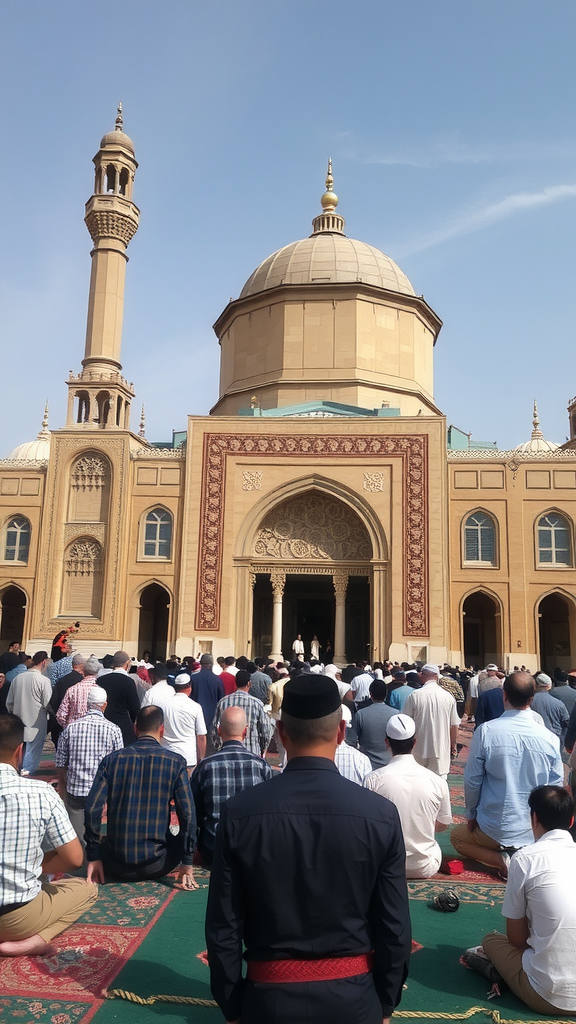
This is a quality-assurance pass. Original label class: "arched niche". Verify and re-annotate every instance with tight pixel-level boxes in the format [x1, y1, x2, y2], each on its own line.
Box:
[60, 537, 103, 618]
[138, 582, 171, 662]
[538, 591, 576, 672]
[68, 451, 111, 524]
[253, 492, 373, 563]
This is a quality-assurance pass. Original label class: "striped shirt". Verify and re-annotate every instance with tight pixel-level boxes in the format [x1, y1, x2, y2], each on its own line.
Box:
[56, 676, 99, 727]
[85, 735, 196, 866]
[55, 708, 123, 796]
[211, 691, 274, 756]
[191, 740, 273, 855]
[334, 742, 373, 785]
[0, 763, 76, 905]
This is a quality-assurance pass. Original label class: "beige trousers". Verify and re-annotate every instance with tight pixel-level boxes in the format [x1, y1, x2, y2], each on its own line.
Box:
[482, 931, 572, 1016]
[0, 879, 98, 943]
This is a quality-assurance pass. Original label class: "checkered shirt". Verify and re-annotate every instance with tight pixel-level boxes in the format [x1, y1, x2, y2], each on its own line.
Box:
[85, 735, 196, 866]
[191, 740, 274, 854]
[48, 654, 75, 684]
[211, 690, 274, 756]
[56, 676, 99, 727]
[334, 742, 373, 785]
[0, 763, 77, 905]
[55, 708, 124, 796]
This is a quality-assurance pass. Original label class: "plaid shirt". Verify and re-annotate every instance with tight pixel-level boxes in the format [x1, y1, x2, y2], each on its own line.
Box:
[211, 690, 274, 756]
[0, 763, 77, 905]
[334, 742, 373, 785]
[191, 740, 273, 854]
[55, 708, 123, 796]
[85, 735, 196, 866]
[48, 654, 75, 684]
[56, 676, 99, 727]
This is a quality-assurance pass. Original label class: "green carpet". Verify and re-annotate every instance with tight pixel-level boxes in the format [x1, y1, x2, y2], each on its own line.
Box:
[92, 881, 567, 1024]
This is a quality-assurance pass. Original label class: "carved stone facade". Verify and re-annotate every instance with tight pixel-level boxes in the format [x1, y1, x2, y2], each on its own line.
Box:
[254, 495, 371, 561]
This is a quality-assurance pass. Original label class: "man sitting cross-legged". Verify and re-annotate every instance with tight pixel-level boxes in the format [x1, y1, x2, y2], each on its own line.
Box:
[464, 785, 576, 1015]
[85, 705, 198, 889]
[364, 713, 453, 878]
[192, 706, 273, 866]
[0, 715, 97, 957]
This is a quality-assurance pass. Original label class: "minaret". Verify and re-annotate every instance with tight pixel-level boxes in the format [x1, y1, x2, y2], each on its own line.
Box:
[66, 104, 139, 430]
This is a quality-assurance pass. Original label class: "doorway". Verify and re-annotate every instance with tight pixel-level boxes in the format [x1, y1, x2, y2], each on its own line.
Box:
[0, 585, 26, 648]
[462, 591, 501, 669]
[538, 593, 573, 672]
[282, 574, 335, 663]
[138, 584, 170, 662]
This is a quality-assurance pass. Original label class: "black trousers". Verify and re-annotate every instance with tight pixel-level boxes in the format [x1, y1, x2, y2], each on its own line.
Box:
[241, 974, 383, 1024]
[98, 832, 185, 882]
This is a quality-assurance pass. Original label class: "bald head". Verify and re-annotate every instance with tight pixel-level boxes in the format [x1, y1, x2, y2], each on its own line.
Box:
[504, 671, 535, 709]
[218, 706, 247, 741]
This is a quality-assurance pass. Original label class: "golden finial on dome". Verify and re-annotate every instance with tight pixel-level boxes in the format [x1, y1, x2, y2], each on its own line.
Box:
[115, 102, 123, 132]
[320, 157, 338, 213]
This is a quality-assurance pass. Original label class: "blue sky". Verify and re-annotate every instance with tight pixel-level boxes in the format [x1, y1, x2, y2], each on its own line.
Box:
[1, 0, 574, 454]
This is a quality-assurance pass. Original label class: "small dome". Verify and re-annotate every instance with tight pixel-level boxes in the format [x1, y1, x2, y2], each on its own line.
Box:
[100, 129, 135, 154]
[240, 234, 415, 299]
[6, 403, 51, 462]
[8, 434, 51, 462]
[514, 401, 560, 454]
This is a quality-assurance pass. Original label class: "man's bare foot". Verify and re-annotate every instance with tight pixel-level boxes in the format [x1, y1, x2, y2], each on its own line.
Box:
[0, 934, 55, 957]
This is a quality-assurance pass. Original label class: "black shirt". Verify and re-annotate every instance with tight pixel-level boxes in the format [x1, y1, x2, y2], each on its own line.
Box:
[99, 671, 141, 745]
[206, 755, 410, 1021]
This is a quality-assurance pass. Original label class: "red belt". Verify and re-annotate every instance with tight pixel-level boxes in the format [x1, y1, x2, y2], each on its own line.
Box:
[247, 952, 374, 984]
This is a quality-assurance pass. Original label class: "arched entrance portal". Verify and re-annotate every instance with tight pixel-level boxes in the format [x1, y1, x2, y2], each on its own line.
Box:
[538, 593, 574, 672]
[462, 591, 501, 669]
[250, 492, 372, 664]
[138, 584, 170, 662]
[0, 585, 27, 648]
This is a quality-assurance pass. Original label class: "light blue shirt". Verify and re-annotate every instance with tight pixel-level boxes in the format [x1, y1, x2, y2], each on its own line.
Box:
[464, 709, 563, 849]
[388, 684, 413, 711]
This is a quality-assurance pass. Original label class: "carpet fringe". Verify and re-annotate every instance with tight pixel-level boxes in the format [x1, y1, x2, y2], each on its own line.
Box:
[103, 990, 575, 1022]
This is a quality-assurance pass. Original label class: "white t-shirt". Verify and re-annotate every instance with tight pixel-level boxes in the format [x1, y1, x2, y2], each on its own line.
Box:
[141, 681, 175, 707]
[352, 671, 374, 702]
[502, 829, 576, 1011]
[161, 695, 207, 767]
[364, 754, 452, 877]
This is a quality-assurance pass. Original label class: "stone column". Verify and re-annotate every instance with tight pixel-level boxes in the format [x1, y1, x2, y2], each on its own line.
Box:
[270, 570, 285, 663]
[333, 571, 348, 665]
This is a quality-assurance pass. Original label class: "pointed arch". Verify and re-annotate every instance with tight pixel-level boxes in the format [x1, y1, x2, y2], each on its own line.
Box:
[535, 508, 574, 568]
[0, 583, 28, 648]
[535, 588, 576, 672]
[460, 586, 504, 669]
[461, 507, 498, 568]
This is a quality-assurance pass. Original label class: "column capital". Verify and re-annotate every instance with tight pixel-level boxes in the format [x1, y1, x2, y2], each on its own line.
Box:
[270, 570, 285, 599]
[332, 571, 349, 599]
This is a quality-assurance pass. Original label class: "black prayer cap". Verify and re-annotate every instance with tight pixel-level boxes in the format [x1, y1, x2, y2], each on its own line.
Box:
[101, 654, 114, 669]
[281, 674, 341, 720]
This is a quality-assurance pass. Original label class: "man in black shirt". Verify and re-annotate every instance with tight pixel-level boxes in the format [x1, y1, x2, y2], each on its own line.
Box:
[206, 674, 411, 1024]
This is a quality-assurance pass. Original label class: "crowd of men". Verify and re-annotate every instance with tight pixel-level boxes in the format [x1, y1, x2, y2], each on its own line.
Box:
[1, 636, 576, 1021]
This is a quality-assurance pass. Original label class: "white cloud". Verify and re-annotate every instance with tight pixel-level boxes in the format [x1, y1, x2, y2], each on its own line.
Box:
[396, 183, 576, 256]
[364, 140, 576, 168]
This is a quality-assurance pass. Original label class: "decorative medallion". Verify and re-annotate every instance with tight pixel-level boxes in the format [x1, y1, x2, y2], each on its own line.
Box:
[363, 471, 384, 492]
[242, 470, 262, 491]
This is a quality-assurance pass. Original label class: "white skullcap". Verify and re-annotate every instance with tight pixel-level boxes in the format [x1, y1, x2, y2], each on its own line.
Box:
[174, 673, 191, 687]
[386, 714, 416, 740]
[323, 664, 341, 681]
[535, 672, 552, 689]
[422, 663, 440, 677]
[309, 663, 323, 674]
[486, 663, 499, 671]
[87, 686, 108, 706]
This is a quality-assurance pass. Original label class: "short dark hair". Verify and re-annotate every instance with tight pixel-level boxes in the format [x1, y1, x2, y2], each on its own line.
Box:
[166, 660, 180, 675]
[235, 670, 251, 688]
[224, 656, 235, 666]
[136, 705, 164, 733]
[0, 714, 25, 754]
[281, 707, 342, 745]
[149, 663, 168, 682]
[236, 656, 248, 670]
[503, 671, 535, 708]
[529, 785, 574, 831]
[112, 650, 131, 668]
[369, 679, 387, 701]
[8, 641, 20, 649]
[554, 669, 568, 683]
[32, 651, 48, 666]
[388, 735, 416, 756]
[254, 657, 265, 668]
[246, 661, 257, 674]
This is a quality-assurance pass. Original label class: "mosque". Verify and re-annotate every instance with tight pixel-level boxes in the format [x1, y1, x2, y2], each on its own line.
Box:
[1, 109, 575, 672]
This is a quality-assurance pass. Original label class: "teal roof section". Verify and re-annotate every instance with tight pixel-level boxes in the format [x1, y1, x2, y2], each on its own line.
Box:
[447, 424, 499, 451]
[238, 400, 401, 419]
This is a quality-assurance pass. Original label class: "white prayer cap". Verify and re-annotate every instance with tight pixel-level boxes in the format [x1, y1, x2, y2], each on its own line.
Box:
[323, 663, 341, 681]
[535, 672, 552, 689]
[174, 673, 192, 688]
[87, 686, 107, 706]
[422, 663, 440, 677]
[486, 663, 499, 671]
[386, 714, 416, 741]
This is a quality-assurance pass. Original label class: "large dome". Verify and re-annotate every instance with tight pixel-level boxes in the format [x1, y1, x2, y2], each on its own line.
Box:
[240, 234, 415, 299]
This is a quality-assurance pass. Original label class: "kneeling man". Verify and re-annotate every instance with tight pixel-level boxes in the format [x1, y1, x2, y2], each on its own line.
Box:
[0, 715, 97, 956]
[85, 705, 198, 888]
[473, 786, 576, 1015]
[364, 714, 452, 877]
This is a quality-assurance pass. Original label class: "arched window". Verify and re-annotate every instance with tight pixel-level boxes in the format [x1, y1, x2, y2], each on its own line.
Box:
[143, 508, 173, 559]
[463, 512, 496, 565]
[537, 513, 572, 566]
[4, 516, 31, 564]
